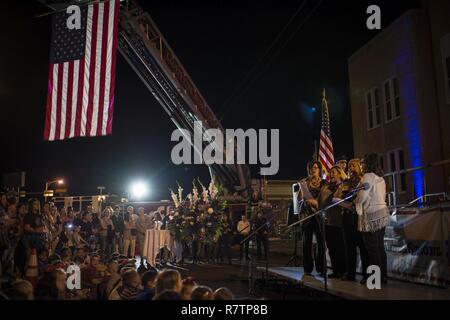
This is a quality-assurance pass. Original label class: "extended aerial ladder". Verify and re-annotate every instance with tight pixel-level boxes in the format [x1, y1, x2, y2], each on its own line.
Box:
[38, 0, 251, 193]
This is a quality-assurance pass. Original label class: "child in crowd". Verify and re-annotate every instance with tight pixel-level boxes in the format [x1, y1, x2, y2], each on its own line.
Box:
[190, 285, 213, 300]
[136, 270, 158, 300]
[180, 277, 196, 300]
[155, 269, 183, 296]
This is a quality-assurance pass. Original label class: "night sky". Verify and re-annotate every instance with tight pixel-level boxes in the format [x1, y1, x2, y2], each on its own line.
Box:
[0, 0, 420, 200]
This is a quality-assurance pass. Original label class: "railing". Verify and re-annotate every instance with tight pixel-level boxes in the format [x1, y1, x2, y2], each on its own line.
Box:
[384, 159, 450, 209]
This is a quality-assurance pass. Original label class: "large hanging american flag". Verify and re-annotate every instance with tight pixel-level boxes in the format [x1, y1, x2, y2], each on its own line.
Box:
[319, 89, 334, 180]
[44, 0, 120, 141]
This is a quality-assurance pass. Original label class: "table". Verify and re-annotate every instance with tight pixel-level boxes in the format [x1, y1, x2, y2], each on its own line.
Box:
[142, 229, 173, 266]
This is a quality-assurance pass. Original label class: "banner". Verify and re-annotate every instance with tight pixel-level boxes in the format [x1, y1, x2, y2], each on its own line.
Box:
[385, 206, 449, 287]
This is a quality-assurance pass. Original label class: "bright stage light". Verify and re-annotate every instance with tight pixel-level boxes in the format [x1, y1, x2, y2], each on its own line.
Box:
[130, 181, 149, 199]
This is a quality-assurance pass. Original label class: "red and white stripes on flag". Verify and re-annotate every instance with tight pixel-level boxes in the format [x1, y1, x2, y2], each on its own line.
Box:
[44, 0, 119, 141]
[319, 91, 334, 180]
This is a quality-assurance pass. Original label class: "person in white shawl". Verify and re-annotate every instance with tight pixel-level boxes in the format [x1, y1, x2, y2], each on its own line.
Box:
[355, 154, 389, 284]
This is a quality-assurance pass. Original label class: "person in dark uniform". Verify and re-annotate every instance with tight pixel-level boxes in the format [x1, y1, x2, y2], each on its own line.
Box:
[253, 211, 269, 261]
[300, 160, 327, 276]
[190, 211, 202, 265]
[340, 158, 369, 282]
[204, 209, 218, 264]
[217, 214, 233, 265]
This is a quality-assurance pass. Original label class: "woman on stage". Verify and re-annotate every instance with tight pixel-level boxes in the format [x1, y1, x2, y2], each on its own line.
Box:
[299, 160, 327, 276]
[355, 154, 390, 284]
[340, 158, 369, 282]
[318, 165, 347, 278]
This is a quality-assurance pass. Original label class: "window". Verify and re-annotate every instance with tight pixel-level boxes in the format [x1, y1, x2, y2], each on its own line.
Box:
[387, 149, 406, 192]
[366, 87, 381, 130]
[384, 77, 401, 122]
[393, 78, 401, 118]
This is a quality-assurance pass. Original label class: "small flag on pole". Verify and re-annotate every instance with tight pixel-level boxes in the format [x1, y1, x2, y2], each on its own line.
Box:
[44, 0, 120, 141]
[319, 89, 334, 180]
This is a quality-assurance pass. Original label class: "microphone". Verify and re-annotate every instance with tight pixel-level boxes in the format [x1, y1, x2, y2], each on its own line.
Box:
[350, 183, 370, 194]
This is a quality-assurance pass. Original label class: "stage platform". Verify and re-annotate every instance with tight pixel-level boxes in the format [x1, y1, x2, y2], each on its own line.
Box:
[257, 267, 450, 300]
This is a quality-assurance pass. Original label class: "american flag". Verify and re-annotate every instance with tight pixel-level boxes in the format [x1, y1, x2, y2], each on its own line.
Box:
[44, 0, 120, 141]
[319, 89, 334, 180]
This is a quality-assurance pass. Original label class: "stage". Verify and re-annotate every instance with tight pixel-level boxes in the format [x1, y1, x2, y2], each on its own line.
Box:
[257, 267, 450, 300]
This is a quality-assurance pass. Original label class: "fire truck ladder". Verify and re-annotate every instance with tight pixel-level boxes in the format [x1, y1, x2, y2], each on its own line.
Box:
[39, 0, 251, 193]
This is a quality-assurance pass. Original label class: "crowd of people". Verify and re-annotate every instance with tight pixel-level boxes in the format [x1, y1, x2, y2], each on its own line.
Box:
[0, 193, 248, 300]
[0, 153, 389, 299]
[298, 153, 389, 285]
[0, 175, 274, 300]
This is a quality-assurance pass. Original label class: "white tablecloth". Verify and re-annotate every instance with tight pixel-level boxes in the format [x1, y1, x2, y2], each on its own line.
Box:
[142, 229, 172, 266]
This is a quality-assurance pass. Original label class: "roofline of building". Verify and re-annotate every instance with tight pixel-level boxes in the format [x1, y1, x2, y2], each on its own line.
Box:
[348, 8, 423, 64]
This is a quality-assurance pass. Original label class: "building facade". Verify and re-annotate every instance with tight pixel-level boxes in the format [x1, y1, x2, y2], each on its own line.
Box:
[348, 1, 450, 204]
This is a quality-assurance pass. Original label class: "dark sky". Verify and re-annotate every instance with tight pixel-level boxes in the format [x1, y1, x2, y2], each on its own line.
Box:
[0, 0, 420, 200]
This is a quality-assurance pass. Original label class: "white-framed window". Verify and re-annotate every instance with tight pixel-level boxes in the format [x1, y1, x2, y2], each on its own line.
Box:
[383, 77, 401, 123]
[387, 148, 406, 193]
[365, 87, 381, 130]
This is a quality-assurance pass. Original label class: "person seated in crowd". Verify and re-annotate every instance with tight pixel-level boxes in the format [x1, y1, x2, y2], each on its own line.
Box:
[155, 269, 182, 296]
[55, 223, 75, 255]
[73, 225, 88, 249]
[180, 277, 196, 300]
[108, 266, 137, 300]
[136, 269, 158, 300]
[81, 254, 105, 291]
[213, 287, 234, 300]
[36, 268, 68, 300]
[9, 280, 34, 300]
[117, 269, 141, 300]
[61, 247, 73, 267]
[153, 290, 181, 300]
[105, 260, 121, 299]
[190, 285, 213, 300]
[38, 249, 50, 277]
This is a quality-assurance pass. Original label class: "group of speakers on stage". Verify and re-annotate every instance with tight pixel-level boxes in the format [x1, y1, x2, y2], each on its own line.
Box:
[297, 153, 390, 284]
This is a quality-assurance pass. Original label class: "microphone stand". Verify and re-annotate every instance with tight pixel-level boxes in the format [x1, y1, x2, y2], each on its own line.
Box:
[286, 191, 359, 293]
[240, 222, 270, 298]
[286, 223, 301, 267]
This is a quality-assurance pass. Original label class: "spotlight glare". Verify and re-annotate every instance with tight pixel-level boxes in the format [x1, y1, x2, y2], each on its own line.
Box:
[130, 182, 149, 199]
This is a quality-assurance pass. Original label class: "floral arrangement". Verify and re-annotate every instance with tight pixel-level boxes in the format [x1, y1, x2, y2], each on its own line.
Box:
[167, 177, 228, 243]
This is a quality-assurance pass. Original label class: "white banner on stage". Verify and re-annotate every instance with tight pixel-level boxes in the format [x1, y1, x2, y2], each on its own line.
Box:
[385, 207, 449, 287]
